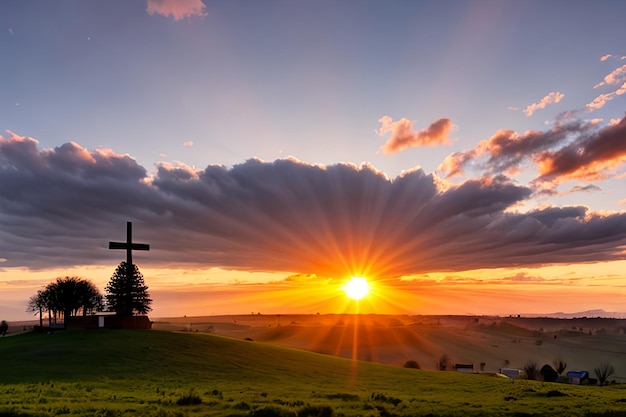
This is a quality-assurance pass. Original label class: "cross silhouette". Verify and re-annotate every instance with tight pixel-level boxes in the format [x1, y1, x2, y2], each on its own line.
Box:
[109, 222, 150, 276]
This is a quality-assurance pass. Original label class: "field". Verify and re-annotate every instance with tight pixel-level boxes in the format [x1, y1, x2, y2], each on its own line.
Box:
[153, 314, 626, 379]
[2, 322, 626, 416]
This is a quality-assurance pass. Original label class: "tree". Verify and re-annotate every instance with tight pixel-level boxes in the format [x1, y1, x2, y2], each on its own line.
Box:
[403, 360, 420, 369]
[553, 357, 567, 375]
[26, 277, 103, 327]
[0, 320, 8, 336]
[594, 362, 615, 386]
[27, 289, 52, 327]
[105, 261, 152, 316]
[523, 360, 539, 380]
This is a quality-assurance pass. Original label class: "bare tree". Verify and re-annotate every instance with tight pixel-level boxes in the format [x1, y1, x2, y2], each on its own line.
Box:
[437, 354, 450, 371]
[553, 358, 567, 375]
[594, 362, 615, 386]
[523, 360, 539, 380]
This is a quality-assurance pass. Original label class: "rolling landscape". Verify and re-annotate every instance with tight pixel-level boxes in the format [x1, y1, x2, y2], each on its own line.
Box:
[3, 314, 626, 416]
[154, 314, 626, 380]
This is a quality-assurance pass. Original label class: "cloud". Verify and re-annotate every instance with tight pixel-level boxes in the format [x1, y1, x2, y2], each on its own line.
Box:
[501, 272, 545, 283]
[183, 141, 194, 147]
[439, 119, 589, 178]
[439, 115, 626, 187]
[569, 184, 601, 194]
[378, 116, 453, 154]
[601, 54, 612, 62]
[587, 64, 626, 109]
[535, 116, 626, 184]
[586, 92, 615, 110]
[2, 134, 626, 279]
[146, 0, 207, 21]
[523, 92, 565, 117]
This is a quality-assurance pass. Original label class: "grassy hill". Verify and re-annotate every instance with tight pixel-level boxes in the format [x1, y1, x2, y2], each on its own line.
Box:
[1, 329, 626, 416]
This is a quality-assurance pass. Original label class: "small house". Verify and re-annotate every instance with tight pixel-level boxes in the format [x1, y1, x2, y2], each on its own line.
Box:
[454, 363, 474, 373]
[500, 368, 522, 379]
[566, 370, 589, 385]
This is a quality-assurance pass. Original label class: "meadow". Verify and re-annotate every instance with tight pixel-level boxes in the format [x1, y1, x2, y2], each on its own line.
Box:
[2, 327, 626, 416]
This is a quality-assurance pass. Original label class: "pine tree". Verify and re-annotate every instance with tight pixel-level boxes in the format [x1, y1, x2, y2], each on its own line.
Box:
[105, 262, 152, 316]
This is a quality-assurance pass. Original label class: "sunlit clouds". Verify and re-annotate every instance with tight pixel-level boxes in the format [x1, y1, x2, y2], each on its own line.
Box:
[588, 63, 626, 110]
[145, 0, 207, 21]
[377, 116, 454, 154]
[438, 115, 626, 190]
[523, 92, 565, 117]
[2, 133, 626, 284]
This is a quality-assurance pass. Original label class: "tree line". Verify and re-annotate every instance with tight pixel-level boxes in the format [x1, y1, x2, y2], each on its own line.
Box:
[27, 261, 152, 327]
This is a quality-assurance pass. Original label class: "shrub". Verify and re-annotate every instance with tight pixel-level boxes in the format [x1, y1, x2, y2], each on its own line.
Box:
[176, 392, 202, 406]
[594, 362, 615, 386]
[370, 392, 402, 406]
[553, 358, 567, 375]
[540, 364, 558, 382]
[233, 402, 251, 410]
[325, 393, 359, 401]
[437, 354, 450, 371]
[403, 360, 420, 369]
[523, 361, 539, 380]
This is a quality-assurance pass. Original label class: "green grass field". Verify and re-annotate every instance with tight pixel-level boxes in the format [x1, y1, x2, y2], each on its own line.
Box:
[1, 329, 626, 416]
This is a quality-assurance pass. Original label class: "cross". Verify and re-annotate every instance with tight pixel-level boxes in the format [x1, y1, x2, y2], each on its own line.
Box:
[109, 222, 150, 277]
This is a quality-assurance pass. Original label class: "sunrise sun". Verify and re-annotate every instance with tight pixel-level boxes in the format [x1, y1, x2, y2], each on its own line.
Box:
[343, 277, 370, 300]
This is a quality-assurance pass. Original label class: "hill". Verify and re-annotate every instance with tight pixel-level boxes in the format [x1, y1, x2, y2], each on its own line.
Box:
[3, 328, 626, 416]
[154, 314, 626, 381]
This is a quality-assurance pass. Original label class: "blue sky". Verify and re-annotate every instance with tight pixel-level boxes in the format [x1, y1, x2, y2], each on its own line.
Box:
[1, 0, 626, 320]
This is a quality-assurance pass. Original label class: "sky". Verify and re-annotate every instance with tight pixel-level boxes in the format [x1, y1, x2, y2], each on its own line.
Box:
[1, 0, 626, 321]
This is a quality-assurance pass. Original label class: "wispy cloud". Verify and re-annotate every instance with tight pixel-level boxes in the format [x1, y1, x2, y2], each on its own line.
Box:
[523, 92, 564, 117]
[569, 184, 601, 194]
[2, 133, 626, 279]
[146, 0, 207, 21]
[377, 116, 453, 154]
[182, 141, 194, 147]
[587, 64, 626, 110]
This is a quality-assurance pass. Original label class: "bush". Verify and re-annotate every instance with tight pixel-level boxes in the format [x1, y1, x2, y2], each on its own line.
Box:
[437, 354, 450, 371]
[324, 393, 359, 401]
[594, 362, 615, 386]
[176, 392, 202, 406]
[523, 361, 539, 380]
[370, 392, 402, 406]
[298, 405, 334, 417]
[403, 360, 420, 369]
[553, 358, 567, 375]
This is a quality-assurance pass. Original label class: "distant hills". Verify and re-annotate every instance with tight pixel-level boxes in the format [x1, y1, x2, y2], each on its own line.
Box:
[523, 309, 626, 319]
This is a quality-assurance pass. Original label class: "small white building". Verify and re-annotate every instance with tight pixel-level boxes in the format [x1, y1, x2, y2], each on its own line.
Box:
[499, 368, 522, 379]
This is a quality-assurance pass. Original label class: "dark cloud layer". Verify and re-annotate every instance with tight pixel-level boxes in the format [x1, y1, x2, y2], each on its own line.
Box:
[1, 134, 626, 278]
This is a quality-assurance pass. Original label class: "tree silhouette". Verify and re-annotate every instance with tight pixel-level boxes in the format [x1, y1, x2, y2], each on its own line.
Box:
[27, 277, 103, 327]
[27, 289, 52, 327]
[105, 262, 152, 316]
[594, 362, 615, 386]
